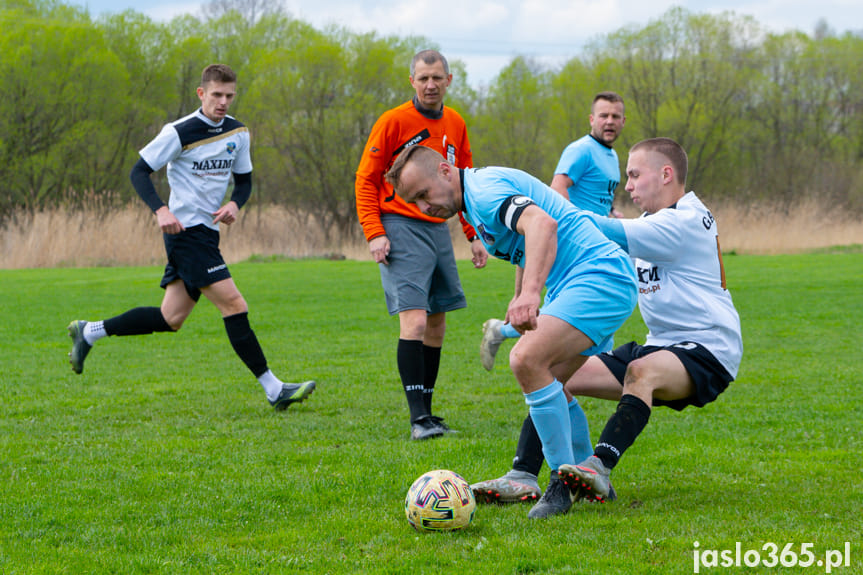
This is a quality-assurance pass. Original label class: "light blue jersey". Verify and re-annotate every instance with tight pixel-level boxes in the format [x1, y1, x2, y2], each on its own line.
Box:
[554, 134, 619, 216]
[460, 167, 636, 333]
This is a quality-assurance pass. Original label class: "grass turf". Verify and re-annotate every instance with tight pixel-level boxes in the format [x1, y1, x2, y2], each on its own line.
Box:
[1, 253, 861, 573]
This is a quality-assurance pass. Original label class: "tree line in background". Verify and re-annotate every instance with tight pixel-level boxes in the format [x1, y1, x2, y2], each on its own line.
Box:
[3, 0, 862, 237]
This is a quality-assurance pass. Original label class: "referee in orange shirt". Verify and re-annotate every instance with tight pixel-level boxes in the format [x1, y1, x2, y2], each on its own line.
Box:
[355, 50, 487, 440]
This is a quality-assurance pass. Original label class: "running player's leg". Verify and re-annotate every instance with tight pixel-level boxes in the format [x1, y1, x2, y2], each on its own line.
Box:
[204, 277, 314, 410]
[66, 277, 186, 375]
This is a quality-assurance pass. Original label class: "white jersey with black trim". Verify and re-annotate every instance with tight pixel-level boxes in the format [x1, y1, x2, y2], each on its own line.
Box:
[139, 109, 252, 230]
[620, 192, 743, 378]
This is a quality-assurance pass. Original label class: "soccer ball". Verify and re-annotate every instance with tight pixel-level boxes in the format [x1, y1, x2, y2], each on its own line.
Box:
[404, 469, 476, 532]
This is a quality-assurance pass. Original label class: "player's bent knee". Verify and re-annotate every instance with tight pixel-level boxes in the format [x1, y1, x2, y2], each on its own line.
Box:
[622, 358, 658, 393]
[508, 347, 542, 387]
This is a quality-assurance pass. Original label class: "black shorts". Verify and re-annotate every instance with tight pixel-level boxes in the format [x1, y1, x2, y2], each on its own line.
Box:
[597, 341, 733, 411]
[160, 224, 232, 301]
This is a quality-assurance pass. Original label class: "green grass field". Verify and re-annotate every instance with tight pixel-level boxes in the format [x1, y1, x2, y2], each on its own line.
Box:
[1, 253, 861, 574]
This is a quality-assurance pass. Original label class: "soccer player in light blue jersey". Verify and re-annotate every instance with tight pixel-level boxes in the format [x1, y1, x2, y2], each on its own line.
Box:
[550, 91, 626, 217]
[477, 138, 743, 509]
[385, 145, 638, 519]
[475, 92, 627, 503]
[482, 92, 627, 371]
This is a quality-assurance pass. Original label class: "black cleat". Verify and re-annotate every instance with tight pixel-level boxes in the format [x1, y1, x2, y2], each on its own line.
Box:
[67, 320, 92, 374]
[527, 471, 573, 519]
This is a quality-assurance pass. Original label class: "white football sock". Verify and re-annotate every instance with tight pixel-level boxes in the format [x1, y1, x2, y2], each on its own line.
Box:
[83, 321, 107, 345]
[258, 369, 284, 401]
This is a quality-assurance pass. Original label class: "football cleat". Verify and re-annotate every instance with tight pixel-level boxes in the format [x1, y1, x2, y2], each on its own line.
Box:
[559, 456, 613, 502]
[67, 320, 92, 374]
[471, 469, 542, 504]
[410, 415, 448, 440]
[527, 471, 573, 519]
[480, 318, 505, 371]
[269, 380, 316, 411]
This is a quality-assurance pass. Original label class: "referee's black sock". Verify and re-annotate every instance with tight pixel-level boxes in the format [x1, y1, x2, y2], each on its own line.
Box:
[223, 312, 268, 378]
[594, 394, 651, 470]
[422, 344, 441, 414]
[398, 339, 428, 423]
[512, 414, 545, 477]
[104, 306, 173, 336]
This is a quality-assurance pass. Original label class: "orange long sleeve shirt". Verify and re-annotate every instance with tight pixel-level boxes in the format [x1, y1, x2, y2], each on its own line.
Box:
[355, 99, 476, 241]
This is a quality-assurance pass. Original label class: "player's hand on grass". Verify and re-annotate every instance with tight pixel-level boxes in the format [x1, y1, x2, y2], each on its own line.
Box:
[156, 206, 185, 235]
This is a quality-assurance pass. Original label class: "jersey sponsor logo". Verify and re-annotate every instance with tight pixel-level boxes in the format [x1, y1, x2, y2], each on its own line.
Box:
[637, 266, 659, 283]
[477, 224, 495, 246]
[637, 265, 661, 294]
[702, 211, 715, 230]
[192, 158, 235, 171]
[392, 129, 431, 159]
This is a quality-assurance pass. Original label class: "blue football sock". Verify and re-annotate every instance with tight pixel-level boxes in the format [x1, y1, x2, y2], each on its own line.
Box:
[524, 380, 573, 471]
[569, 397, 593, 463]
[501, 322, 521, 339]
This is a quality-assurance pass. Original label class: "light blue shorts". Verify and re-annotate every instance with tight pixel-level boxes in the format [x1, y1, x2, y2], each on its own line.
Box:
[540, 255, 637, 356]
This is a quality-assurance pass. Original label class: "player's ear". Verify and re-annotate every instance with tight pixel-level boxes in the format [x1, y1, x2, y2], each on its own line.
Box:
[661, 165, 673, 184]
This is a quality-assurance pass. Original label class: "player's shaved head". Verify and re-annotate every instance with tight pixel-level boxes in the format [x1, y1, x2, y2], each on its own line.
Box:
[385, 145, 444, 191]
[631, 137, 688, 186]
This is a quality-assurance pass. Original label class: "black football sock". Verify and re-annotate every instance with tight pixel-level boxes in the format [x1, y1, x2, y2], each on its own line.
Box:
[422, 344, 441, 414]
[594, 394, 652, 470]
[512, 414, 545, 476]
[223, 312, 268, 378]
[103, 306, 173, 336]
[398, 339, 428, 423]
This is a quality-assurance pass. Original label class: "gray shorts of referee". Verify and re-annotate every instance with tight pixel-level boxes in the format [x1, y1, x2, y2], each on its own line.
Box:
[378, 214, 467, 316]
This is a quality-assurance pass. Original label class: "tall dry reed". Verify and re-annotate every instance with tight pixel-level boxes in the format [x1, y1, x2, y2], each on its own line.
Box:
[1, 201, 860, 269]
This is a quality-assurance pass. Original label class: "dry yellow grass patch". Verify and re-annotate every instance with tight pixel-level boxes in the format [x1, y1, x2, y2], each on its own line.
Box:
[1, 201, 860, 269]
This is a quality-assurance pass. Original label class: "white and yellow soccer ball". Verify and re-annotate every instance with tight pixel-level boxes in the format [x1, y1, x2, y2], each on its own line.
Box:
[404, 469, 476, 532]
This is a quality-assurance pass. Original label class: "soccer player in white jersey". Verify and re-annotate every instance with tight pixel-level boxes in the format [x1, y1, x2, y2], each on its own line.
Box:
[385, 145, 638, 519]
[66, 64, 315, 411]
[475, 92, 627, 503]
[474, 137, 742, 511]
[556, 137, 742, 501]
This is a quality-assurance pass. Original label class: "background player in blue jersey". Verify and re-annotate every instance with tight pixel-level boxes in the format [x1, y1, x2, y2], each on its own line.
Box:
[385, 145, 638, 519]
[66, 64, 316, 411]
[476, 138, 743, 508]
[550, 91, 626, 217]
[474, 92, 627, 502]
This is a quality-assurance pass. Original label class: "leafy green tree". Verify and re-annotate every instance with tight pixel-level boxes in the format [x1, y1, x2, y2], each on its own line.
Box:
[592, 7, 760, 198]
[470, 56, 554, 175]
[0, 1, 132, 217]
